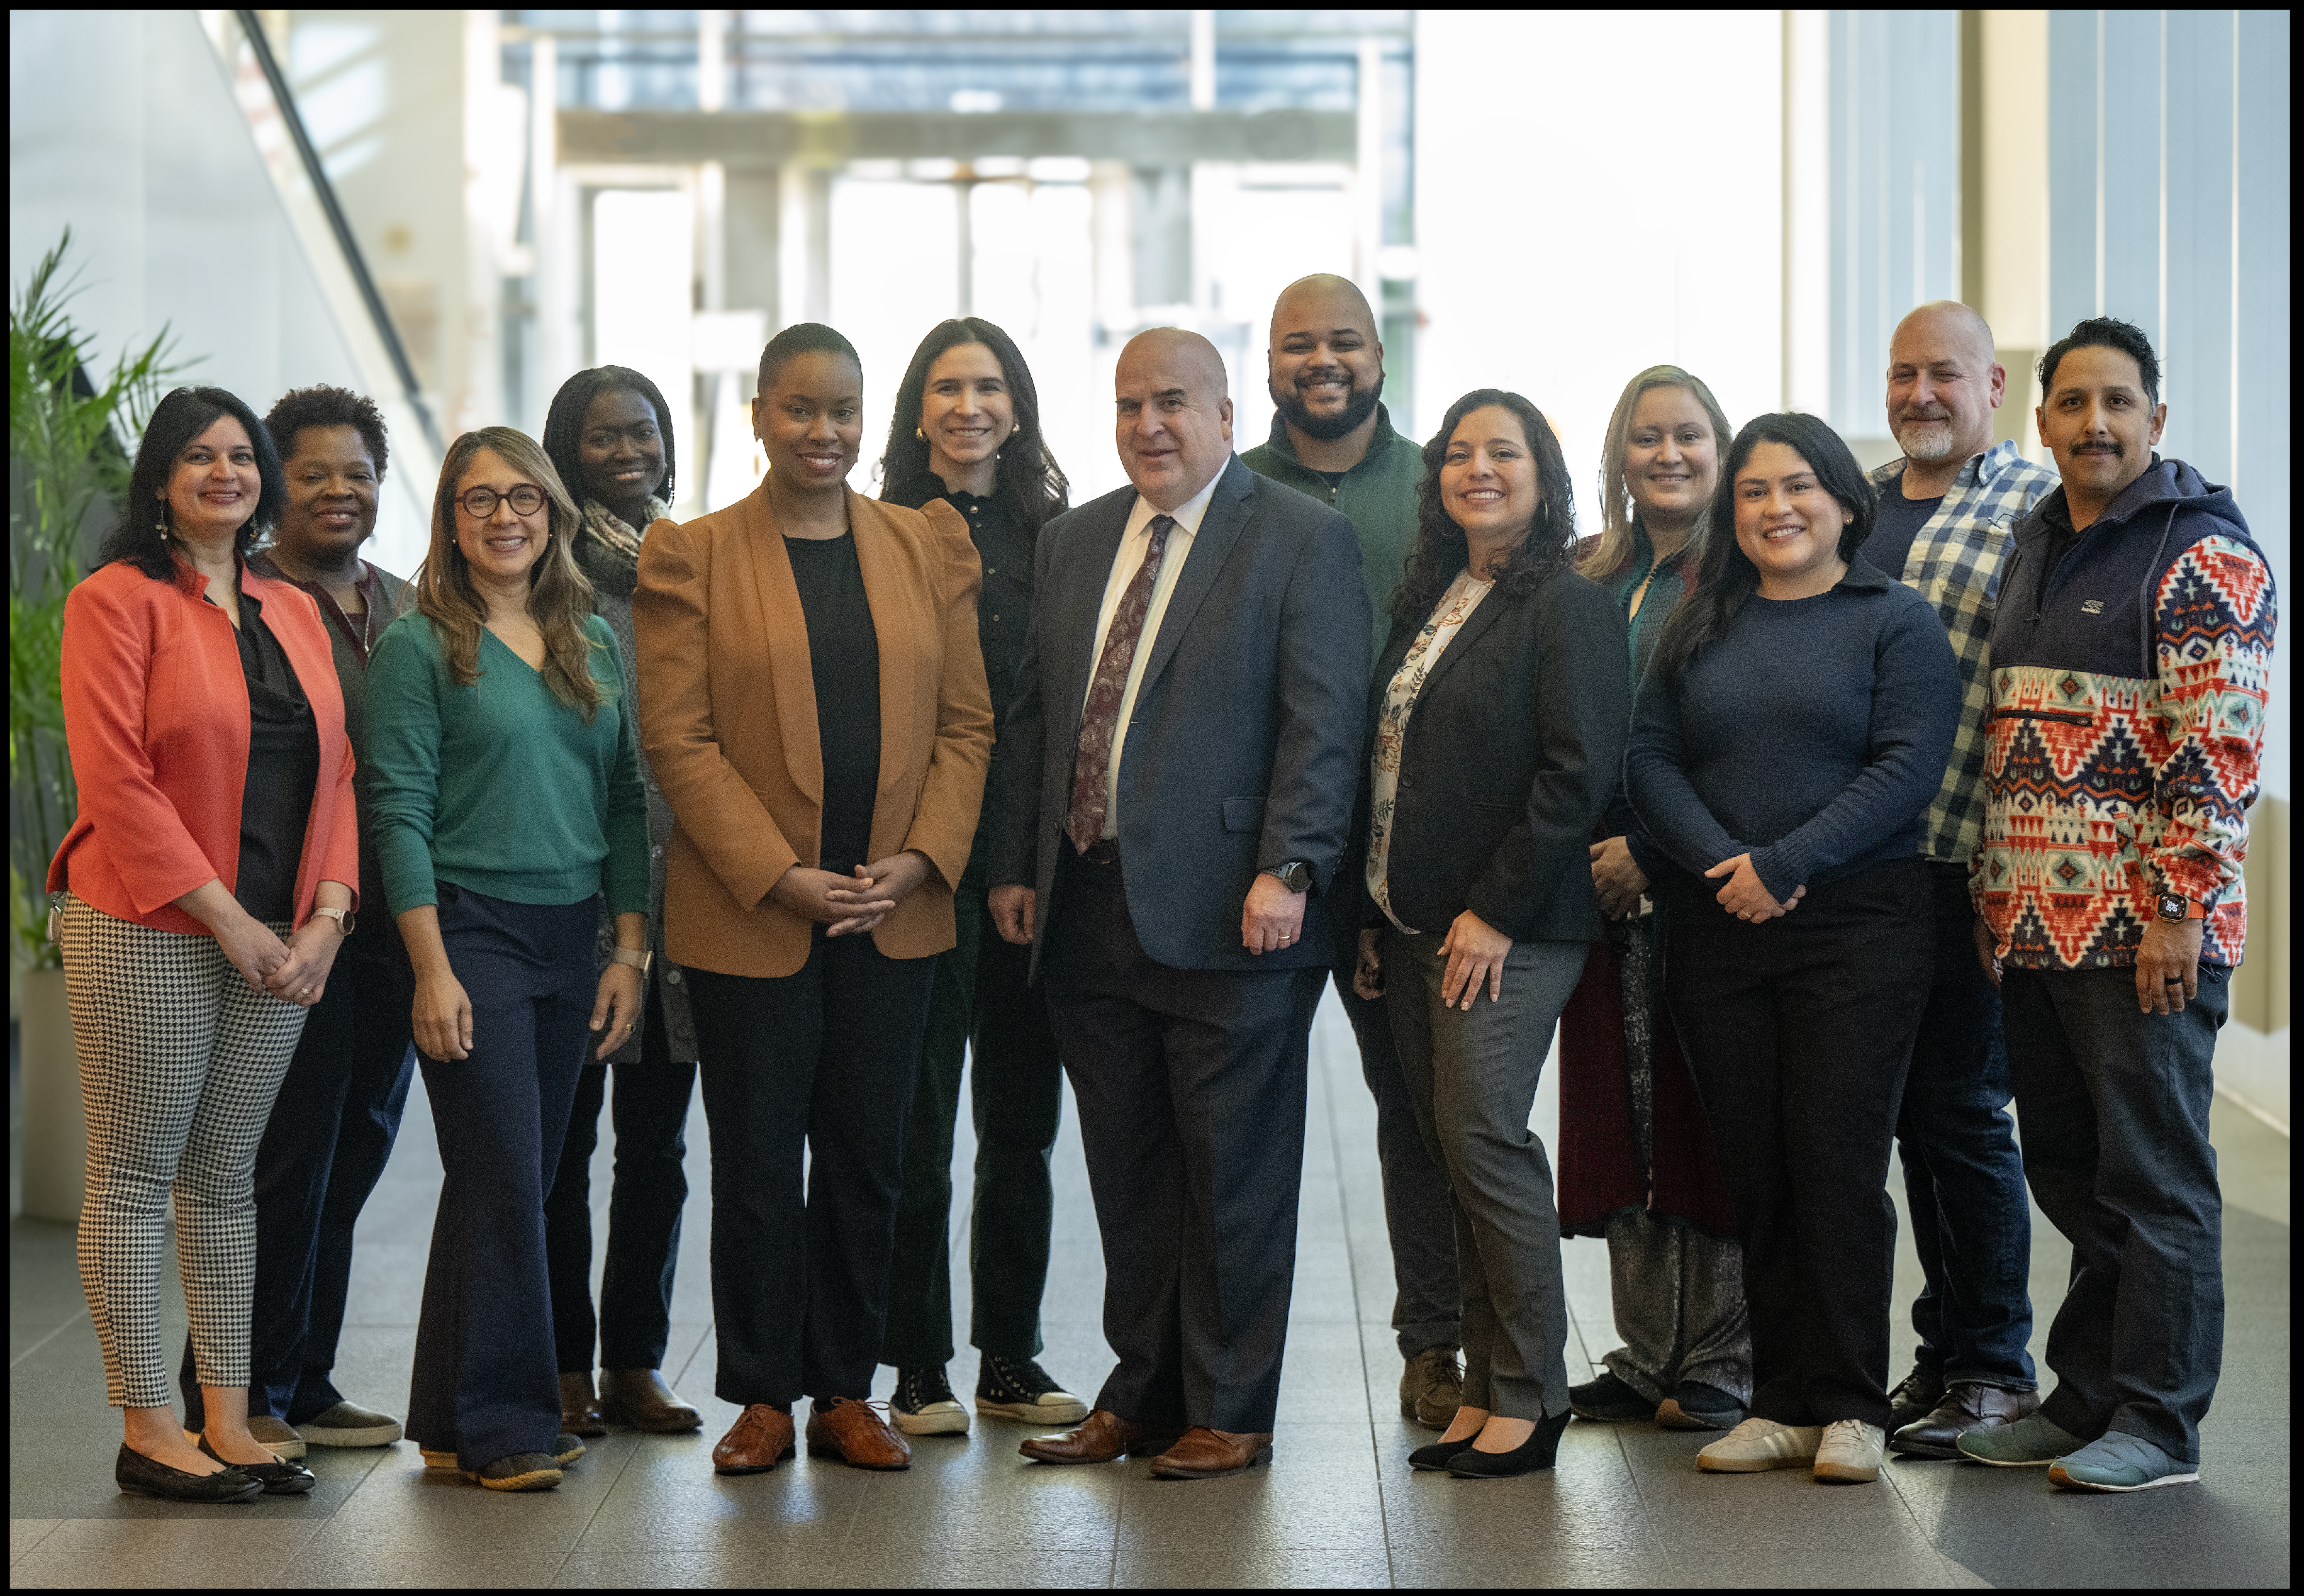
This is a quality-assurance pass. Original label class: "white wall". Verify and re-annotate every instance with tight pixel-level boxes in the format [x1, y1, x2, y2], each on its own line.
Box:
[9, 9, 432, 575]
[1414, 10, 1784, 520]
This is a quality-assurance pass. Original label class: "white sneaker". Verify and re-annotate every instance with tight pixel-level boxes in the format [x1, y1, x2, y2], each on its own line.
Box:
[1696, 1417, 1824, 1473]
[1814, 1419, 1886, 1483]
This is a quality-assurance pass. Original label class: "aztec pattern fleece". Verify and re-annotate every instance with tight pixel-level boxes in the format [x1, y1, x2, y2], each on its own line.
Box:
[1975, 457, 2275, 971]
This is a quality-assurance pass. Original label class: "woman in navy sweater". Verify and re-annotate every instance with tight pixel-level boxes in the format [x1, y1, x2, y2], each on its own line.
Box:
[1627, 413, 1958, 1487]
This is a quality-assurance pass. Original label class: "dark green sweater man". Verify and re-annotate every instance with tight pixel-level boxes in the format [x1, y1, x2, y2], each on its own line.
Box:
[1239, 274, 1462, 1427]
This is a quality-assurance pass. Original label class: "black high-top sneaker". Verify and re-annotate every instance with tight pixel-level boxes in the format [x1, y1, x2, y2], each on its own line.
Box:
[889, 1365, 970, 1436]
[976, 1353, 1090, 1426]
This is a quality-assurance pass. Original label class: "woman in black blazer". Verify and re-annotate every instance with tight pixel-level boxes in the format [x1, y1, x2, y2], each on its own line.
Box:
[1352, 389, 1628, 1478]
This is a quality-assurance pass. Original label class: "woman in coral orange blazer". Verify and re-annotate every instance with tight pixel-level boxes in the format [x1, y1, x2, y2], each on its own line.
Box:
[49, 388, 358, 1504]
[634, 323, 992, 1476]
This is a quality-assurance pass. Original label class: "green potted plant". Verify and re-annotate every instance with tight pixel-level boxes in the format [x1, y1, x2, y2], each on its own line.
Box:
[11, 229, 187, 1220]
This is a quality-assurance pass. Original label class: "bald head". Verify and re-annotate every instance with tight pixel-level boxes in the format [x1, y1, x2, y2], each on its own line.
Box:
[1268, 274, 1385, 452]
[1270, 274, 1377, 345]
[1115, 328, 1234, 510]
[1886, 300, 2005, 471]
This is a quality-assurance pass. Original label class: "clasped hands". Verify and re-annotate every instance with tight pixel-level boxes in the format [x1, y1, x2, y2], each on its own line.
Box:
[1706, 851, 1804, 922]
[771, 850, 934, 937]
[984, 872, 1308, 955]
[217, 908, 345, 1010]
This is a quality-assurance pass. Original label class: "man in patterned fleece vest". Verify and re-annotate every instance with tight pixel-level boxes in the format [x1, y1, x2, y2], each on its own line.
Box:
[1960, 316, 2276, 1493]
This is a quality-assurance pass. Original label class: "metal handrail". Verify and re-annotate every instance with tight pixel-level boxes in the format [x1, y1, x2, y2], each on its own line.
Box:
[233, 9, 442, 455]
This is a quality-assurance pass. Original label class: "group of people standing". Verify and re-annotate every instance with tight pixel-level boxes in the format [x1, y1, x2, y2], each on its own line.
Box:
[52, 267, 2271, 1506]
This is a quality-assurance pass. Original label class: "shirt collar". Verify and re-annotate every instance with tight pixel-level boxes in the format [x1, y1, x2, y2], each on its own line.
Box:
[1260, 403, 1397, 472]
[1126, 464, 1224, 541]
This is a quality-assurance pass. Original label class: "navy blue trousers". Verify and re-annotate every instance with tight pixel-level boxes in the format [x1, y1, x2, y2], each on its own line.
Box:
[405, 884, 598, 1470]
[179, 915, 415, 1428]
[1894, 862, 2037, 1388]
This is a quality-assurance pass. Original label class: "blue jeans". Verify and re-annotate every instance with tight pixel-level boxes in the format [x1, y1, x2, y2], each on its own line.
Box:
[1893, 863, 2036, 1389]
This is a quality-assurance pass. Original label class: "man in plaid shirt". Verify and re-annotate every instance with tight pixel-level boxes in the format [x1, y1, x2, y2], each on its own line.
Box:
[1860, 303, 2059, 1463]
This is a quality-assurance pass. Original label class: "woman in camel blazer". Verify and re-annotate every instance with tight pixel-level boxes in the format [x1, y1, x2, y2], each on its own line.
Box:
[632, 323, 992, 1475]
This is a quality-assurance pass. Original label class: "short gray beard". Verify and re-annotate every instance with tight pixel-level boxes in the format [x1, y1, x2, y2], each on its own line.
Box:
[1894, 421, 1960, 463]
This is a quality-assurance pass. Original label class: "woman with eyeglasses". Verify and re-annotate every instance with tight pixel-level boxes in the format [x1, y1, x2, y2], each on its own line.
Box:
[364, 428, 650, 1492]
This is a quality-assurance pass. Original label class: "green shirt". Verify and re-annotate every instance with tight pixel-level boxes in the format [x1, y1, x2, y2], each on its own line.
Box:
[364, 610, 649, 917]
[1241, 403, 1423, 661]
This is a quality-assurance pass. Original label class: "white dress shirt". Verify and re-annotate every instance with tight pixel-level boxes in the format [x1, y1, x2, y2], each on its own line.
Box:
[1082, 468, 1224, 838]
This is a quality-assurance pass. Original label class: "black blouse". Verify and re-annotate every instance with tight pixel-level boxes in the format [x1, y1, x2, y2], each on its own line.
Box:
[231, 587, 322, 922]
[785, 533, 882, 875]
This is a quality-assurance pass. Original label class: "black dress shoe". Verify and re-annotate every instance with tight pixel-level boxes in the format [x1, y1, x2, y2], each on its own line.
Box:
[1887, 1368, 1945, 1431]
[116, 1444, 263, 1504]
[199, 1436, 316, 1494]
[1447, 1410, 1573, 1479]
[1409, 1438, 1472, 1471]
[1569, 1371, 1654, 1423]
[1890, 1380, 2040, 1459]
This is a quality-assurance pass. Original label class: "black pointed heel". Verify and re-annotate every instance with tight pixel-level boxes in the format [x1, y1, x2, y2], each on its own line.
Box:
[1409, 1438, 1474, 1471]
[199, 1434, 317, 1494]
[1446, 1409, 1574, 1478]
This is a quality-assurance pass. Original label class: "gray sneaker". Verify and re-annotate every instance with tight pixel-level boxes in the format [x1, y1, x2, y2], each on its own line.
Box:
[296, 1400, 403, 1449]
[247, 1415, 307, 1459]
[1956, 1410, 2088, 1466]
[2049, 1431, 2200, 1492]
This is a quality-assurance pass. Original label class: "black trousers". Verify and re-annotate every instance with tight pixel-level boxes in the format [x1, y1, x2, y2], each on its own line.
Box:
[542, 981, 698, 1373]
[1666, 857, 1932, 1431]
[2001, 964, 2228, 1463]
[882, 879, 1066, 1369]
[178, 915, 415, 1429]
[688, 931, 937, 1407]
[1042, 847, 1326, 1434]
[406, 885, 598, 1470]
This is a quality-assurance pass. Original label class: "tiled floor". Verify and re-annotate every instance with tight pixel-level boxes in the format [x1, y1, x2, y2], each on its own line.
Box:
[8, 990, 2292, 1588]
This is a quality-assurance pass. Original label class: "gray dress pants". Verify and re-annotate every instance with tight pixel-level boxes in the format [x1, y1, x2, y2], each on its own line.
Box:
[1385, 930, 1589, 1422]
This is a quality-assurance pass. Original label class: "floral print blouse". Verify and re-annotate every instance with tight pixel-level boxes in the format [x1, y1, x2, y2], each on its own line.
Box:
[1365, 569, 1493, 933]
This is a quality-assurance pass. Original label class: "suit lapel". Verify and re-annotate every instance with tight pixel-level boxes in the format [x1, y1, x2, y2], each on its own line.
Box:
[1049, 489, 1134, 757]
[1414, 583, 1509, 698]
[848, 492, 920, 825]
[741, 485, 823, 804]
[1138, 457, 1253, 693]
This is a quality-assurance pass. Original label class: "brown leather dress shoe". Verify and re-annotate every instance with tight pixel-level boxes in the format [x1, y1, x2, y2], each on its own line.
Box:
[599, 1368, 703, 1433]
[1147, 1426, 1275, 1480]
[712, 1404, 797, 1474]
[559, 1371, 607, 1438]
[1018, 1408, 1182, 1465]
[1890, 1380, 2040, 1459]
[804, 1398, 912, 1471]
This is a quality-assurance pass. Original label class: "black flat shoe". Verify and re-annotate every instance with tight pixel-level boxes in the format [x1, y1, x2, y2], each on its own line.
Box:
[115, 1444, 264, 1504]
[1447, 1410, 1574, 1479]
[1409, 1438, 1475, 1471]
[199, 1435, 316, 1494]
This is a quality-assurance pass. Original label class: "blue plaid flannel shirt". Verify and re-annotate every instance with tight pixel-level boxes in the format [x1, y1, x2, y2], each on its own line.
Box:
[1870, 440, 2061, 868]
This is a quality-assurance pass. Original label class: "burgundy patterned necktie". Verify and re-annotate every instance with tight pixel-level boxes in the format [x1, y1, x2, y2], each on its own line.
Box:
[1066, 514, 1175, 854]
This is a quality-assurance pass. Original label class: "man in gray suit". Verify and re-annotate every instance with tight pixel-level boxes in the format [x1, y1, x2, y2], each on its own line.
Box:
[987, 328, 1370, 1479]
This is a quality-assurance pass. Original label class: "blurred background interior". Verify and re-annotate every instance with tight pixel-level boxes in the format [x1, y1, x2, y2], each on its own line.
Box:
[8, 8, 2291, 1122]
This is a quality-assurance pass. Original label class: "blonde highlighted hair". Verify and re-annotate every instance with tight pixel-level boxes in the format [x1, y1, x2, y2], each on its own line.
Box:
[1578, 365, 1735, 581]
[416, 425, 606, 718]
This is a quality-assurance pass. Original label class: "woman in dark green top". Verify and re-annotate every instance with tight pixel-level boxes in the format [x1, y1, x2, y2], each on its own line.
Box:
[871, 317, 1088, 1437]
[365, 426, 648, 1492]
[1555, 366, 1753, 1434]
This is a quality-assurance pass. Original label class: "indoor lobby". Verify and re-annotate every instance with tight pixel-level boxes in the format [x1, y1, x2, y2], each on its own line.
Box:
[9, 9, 2291, 1588]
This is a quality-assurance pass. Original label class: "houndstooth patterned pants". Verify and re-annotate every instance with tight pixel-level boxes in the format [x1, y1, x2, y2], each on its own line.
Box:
[59, 895, 311, 1409]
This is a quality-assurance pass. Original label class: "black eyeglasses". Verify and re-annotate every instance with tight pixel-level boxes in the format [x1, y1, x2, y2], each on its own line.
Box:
[457, 484, 547, 518]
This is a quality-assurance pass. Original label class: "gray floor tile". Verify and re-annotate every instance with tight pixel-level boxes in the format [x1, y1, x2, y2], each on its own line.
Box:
[9, 1518, 60, 1561]
[832, 1545, 1116, 1589]
[1112, 1541, 1393, 1588]
[285, 1545, 570, 1588]
[555, 1546, 850, 1588]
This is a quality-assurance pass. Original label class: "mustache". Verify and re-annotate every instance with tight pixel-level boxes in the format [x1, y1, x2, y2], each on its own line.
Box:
[2071, 440, 2124, 456]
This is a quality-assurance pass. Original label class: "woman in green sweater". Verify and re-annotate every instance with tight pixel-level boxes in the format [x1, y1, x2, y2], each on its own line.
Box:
[364, 427, 650, 1492]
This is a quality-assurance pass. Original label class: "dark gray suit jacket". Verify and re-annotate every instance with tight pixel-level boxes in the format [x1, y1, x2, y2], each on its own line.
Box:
[985, 455, 1370, 974]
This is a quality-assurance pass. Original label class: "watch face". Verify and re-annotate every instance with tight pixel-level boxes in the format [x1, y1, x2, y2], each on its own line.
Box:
[2157, 893, 2187, 920]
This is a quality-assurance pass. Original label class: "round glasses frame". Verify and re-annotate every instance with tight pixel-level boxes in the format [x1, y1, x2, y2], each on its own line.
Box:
[457, 483, 547, 518]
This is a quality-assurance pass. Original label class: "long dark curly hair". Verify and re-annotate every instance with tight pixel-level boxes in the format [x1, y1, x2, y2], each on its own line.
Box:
[1648, 411, 1875, 683]
[878, 317, 1068, 533]
[101, 386, 289, 579]
[1390, 388, 1576, 630]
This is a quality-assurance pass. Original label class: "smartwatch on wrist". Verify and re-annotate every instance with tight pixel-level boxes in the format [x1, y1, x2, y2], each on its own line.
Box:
[2154, 891, 2206, 922]
[612, 947, 654, 973]
[1262, 860, 1312, 894]
[310, 905, 354, 937]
